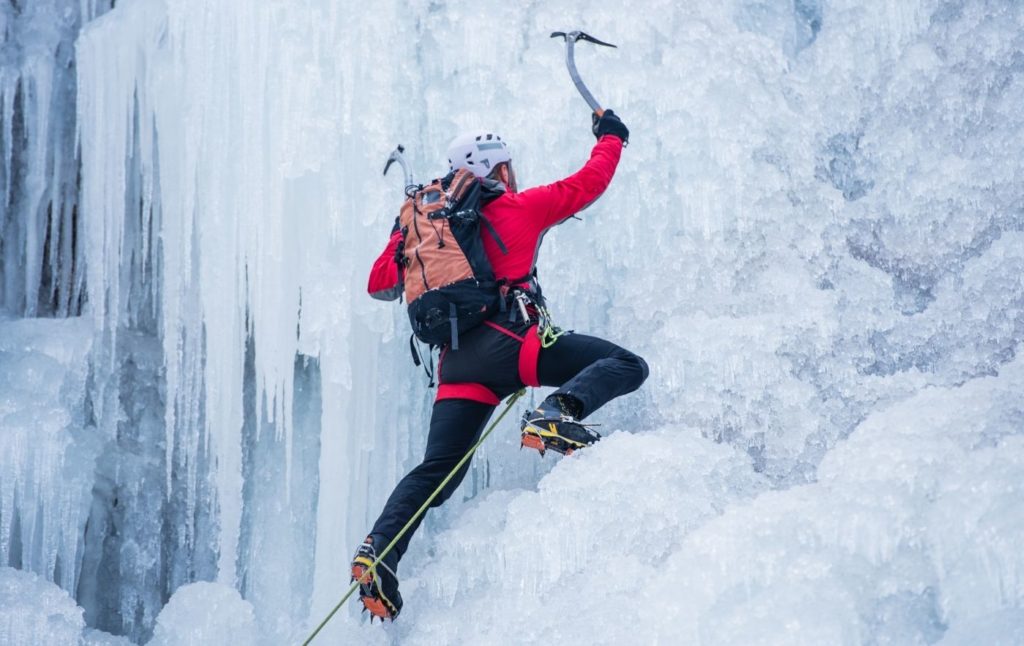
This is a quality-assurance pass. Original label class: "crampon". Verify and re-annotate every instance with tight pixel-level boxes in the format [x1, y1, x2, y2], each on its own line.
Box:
[520, 400, 601, 457]
[350, 536, 402, 622]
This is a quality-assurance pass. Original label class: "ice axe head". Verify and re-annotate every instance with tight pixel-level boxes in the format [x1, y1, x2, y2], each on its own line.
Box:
[550, 30, 616, 116]
[550, 31, 617, 49]
[382, 144, 405, 177]
[383, 144, 415, 195]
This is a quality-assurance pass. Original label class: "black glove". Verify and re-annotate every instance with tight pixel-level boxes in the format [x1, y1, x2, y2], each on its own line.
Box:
[592, 110, 629, 144]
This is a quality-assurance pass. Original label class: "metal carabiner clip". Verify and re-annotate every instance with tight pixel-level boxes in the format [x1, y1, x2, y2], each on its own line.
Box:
[515, 291, 531, 323]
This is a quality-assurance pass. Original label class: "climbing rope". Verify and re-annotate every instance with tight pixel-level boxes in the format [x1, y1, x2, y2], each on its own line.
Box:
[301, 388, 526, 645]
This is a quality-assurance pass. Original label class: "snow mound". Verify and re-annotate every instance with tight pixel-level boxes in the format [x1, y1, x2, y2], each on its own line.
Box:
[328, 429, 764, 644]
[335, 357, 1024, 644]
[82, 628, 136, 646]
[0, 566, 83, 645]
[147, 582, 256, 646]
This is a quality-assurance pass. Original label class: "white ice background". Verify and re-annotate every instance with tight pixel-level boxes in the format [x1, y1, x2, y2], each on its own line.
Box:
[1, 0, 1023, 644]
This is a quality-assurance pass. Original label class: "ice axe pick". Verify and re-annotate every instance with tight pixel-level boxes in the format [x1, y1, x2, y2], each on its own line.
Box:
[550, 30, 617, 116]
[382, 144, 416, 196]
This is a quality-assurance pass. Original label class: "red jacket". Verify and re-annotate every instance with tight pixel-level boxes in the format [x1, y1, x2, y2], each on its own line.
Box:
[368, 135, 623, 298]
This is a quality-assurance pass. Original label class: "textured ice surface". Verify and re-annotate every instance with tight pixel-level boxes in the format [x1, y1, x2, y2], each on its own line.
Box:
[337, 357, 1024, 644]
[0, 0, 1020, 643]
[0, 566, 83, 646]
[0, 0, 110, 316]
[0, 569, 135, 646]
[0, 317, 94, 593]
[82, 629, 136, 646]
[147, 582, 257, 646]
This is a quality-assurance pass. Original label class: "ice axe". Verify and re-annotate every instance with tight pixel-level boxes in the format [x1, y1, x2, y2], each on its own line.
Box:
[383, 144, 416, 196]
[550, 31, 617, 116]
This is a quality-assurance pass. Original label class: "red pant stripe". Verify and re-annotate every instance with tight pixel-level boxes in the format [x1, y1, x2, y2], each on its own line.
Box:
[436, 383, 500, 405]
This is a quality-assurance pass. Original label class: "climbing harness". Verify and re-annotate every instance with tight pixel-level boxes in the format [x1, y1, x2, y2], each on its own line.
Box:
[301, 389, 526, 645]
[505, 284, 565, 350]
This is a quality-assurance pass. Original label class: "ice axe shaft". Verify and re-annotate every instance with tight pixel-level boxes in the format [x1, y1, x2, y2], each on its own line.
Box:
[383, 144, 415, 195]
[550, 31, 616, 116]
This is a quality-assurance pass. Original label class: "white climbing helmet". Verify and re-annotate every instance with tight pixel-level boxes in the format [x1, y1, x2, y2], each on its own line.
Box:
[446, 131, 511, 178]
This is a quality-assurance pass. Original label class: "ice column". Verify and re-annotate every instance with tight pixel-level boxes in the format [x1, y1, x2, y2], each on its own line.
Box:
[0, 0, 111, 316]
[77, 0, 431, 638]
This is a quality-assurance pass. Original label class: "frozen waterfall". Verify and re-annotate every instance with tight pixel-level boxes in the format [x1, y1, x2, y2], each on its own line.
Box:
[1, 0, 1023, 644]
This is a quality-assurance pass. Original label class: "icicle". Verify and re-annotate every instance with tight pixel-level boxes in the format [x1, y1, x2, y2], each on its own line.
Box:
[1, 72, 15, 226]
[0, 0, 109, 317]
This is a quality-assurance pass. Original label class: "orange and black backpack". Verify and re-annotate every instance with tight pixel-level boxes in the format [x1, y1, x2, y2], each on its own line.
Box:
[398, 169, 508, 349]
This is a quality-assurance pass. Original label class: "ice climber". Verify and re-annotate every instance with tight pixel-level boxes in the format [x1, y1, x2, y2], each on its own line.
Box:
[351, 111, 648, 620]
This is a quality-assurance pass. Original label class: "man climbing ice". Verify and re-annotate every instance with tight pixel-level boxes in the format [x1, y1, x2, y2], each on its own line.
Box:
[352, 111, 648, 620]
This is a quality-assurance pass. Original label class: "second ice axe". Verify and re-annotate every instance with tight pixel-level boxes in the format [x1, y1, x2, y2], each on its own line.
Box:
[383, 144, 416, 196]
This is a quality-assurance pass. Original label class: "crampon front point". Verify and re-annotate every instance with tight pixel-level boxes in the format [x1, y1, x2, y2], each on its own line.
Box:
[351, 558, 398, 621]
[520, 413, 600, 457]
[350, 539, 402, 622]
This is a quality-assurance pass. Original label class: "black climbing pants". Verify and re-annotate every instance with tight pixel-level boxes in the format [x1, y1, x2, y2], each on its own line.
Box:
[368, 325, 648, 561]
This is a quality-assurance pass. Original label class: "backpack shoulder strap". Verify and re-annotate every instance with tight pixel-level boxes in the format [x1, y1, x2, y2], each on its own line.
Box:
[478, 214, 508, 254]
[447, 169, 477, 202]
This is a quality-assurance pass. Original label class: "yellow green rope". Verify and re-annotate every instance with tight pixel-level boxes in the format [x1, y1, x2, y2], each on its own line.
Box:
[301, 389, 525, 645]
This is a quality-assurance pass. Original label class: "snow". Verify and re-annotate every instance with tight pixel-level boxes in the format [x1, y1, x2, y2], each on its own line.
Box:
[0, 567, 212, 646]
[147, 582, 257, 646]
[0, 0, 1021, 644]
[0, 567, 83, 646]
[81, 629, 136, 646]
[331, 357, 1024, 644]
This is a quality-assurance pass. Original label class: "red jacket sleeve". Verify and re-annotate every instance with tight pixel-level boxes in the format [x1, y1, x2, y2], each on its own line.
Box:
[516, 135, 623, 230]
[367, 224, 404, 301]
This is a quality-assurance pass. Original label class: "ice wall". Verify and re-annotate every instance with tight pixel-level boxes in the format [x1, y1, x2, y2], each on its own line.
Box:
[76, 0, 431, 639]
[44, 0, 1024, 643]
[370, 2, 1022, 641]
[534, 0, 1024, 485]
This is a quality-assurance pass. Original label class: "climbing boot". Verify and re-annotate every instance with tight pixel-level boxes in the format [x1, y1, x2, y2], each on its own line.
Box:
[520, 395, 600, 456]
[350, 535, 402, 621]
